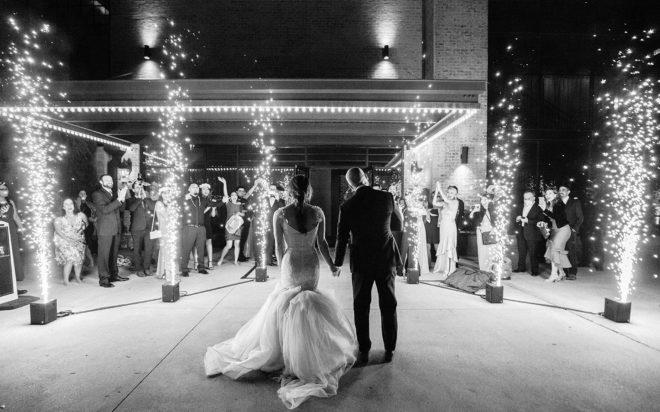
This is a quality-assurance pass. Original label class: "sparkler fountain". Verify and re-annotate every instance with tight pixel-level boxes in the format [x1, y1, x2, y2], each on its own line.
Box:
[149, 22, 196, 301]
[597, 29, 660, 322]
[250, 99, 278, 282]
[2, 18, 66, 323]
[486, 76, 523, 303]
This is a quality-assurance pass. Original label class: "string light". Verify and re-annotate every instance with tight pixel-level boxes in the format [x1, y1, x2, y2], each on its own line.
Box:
[0, 104, 469, 116]
[1, 18, 64, 301]
[488, 77, 523, 286]
[597, 29, 659, 303]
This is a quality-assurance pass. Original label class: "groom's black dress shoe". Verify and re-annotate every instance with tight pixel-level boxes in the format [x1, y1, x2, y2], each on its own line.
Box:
[513, 268, 526, 273]
[358, 351, 369, 364]
[110, 275, 129, 282]
[384, 351, 394, 363]
[99, 282, 114, 288]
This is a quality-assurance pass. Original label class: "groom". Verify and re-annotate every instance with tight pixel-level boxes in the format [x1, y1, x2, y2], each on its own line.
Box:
[334, 168, 403, 363]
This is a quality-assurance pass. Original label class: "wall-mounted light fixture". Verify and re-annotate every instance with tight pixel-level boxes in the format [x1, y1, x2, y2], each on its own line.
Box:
[143, 45, 152, 60]
[382, 45, 390, 60]
[460, 146, 469, 164]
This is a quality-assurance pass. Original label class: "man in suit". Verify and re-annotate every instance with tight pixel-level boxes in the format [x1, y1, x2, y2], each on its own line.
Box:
[92, 174, 129, 288]
[449, 186, 465, 259]
[266, 183, 286, 266]
[559, 185, 584, 280]
[127, 180, 149, 276]
[334, 167, 403, 364]
[514, 190, 546, 276]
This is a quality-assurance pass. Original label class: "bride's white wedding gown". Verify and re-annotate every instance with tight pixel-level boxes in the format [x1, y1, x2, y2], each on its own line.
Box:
[204, 208, 357, 409]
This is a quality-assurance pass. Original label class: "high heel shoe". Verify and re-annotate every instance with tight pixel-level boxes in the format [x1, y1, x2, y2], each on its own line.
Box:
[546, 272, 559, 282]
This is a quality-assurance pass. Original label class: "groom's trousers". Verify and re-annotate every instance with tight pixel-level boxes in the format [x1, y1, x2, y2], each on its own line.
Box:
[352, 268, 398, 353]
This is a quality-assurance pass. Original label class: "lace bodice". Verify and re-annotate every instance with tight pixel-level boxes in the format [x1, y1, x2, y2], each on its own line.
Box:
[277, 206, 322, 290]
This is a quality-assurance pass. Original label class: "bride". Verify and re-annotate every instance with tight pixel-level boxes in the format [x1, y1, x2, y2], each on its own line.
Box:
[204, 175, 357, 409]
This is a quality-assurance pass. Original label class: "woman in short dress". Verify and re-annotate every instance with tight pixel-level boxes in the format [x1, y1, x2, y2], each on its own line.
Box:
[218, 184, 244, 266]
[53, 198, 88, 285]
[540, 187, 571, 282]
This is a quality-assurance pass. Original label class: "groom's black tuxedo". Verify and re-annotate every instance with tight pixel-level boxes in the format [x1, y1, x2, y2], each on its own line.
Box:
[334, 185, 401, 354]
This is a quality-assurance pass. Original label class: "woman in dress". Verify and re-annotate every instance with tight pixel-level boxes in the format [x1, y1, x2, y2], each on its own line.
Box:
[75, 190, 96, 267]
[432, 183, 459, 278]
[205, 175, 357, 410]
[217, 184, 244, 266]
[469, 192, 497, 272]
[539, 187, 571, 282]
[0, 180, 25, 281]
[53, 198, 88, 285]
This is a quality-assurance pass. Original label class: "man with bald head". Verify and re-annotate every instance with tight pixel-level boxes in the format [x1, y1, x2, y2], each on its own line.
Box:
[334, 167, 403, 364]
[181, 183, 210, 276]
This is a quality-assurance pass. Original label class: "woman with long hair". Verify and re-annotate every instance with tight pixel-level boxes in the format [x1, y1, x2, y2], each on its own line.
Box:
[205, 175, 357, 409]
[217, 180, 244, 266]
[53, 198, 88, 284]
[539, 187, 571, 282]
[432, 182, 460, 278]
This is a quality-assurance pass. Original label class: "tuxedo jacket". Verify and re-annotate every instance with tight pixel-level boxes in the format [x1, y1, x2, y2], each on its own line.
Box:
[335, 186, 402, 275]
[563, 197, 584, 233]
[267, 197, 286, 229]
[516, 203, 545, 241]
[92, 188, 124, 236]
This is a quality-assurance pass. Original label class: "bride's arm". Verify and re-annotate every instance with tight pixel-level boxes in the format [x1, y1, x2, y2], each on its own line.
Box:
[274, 208, 285, 265]
[315, 207, 338, 275]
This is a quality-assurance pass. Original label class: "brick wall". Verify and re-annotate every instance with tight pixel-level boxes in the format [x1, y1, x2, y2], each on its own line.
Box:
[109, 0, 422, 79]
[409, 0, 488, 205]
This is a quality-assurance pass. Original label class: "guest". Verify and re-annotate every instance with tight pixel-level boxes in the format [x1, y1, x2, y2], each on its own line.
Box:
[0, 180, 25, 283]
[559, 184, 584, 280]
[181, 183, 210, 276]
[513, 190, 545, 277]
[469, 192, 497, 272]
[266, 183, 286, 266]
[75, 190, 96, 266]
[236, 182, 259, 262]
[218, 187, 244, 266]
[432, 183, 459, 278]
[92, 174, 129, 288]
[155, 187, 172, 280]
[201, 182, 219, 269]
[277, 185, 288, 205]
[53, 198, 88, 285]
[423, 188, 439, 264]
[539, 187, 572, 282]
[142, 183, 160, 276]
[126, 180, 151, 277]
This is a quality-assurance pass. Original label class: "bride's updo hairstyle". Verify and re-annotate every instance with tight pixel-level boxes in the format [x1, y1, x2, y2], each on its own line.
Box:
[288, 175, 313, 233]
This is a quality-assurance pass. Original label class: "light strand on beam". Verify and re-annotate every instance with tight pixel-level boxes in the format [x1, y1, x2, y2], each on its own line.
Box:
[1, 105, 476, 116]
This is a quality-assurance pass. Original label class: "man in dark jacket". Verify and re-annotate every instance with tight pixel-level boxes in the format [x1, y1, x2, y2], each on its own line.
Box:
[334, 167, 403, 364]
[559, 185, 584, 280]
[514, 190, 546, 276]
[92, 174, 129, 287]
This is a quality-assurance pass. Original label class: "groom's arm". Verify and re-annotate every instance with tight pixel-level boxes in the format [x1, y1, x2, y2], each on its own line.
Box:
[334, 204, 350, 267]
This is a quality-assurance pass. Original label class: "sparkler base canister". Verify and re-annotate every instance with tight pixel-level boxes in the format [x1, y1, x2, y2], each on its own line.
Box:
[406, 268, 419, 284]
[255, 267, 268, 282]
[162, 282, 180, 302]
[604, 298, 631, 323]
[485, 284, 503, 303]
[30, 299, 57, 325]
